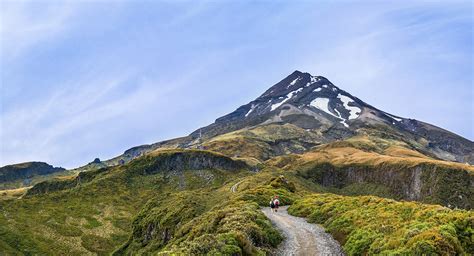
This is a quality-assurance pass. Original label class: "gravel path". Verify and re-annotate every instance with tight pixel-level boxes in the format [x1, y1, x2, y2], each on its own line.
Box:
[262, 206, 345, 256]
[230, 180, 243, 193]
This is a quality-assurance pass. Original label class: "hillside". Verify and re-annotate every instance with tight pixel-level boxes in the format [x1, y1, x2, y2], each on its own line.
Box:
[0, 150, 257, 254]
[1, 147, 472, 254]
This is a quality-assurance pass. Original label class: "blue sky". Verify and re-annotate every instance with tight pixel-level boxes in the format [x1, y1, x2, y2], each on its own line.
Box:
[1, 0, 472, 168]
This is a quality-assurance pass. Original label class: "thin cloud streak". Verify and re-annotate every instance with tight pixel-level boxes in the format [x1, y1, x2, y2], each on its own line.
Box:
[0, 1, 79, 61]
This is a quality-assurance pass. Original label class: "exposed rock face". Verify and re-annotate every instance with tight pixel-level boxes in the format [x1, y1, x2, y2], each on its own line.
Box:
[129, 150, 251, 175]
[0, 162, 65, 183]
[298, 162, 474, 209]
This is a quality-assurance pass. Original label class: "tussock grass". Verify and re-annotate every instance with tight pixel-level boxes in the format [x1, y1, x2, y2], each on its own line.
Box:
[300, 136, 473, 171]
[0, 187, 30, 200]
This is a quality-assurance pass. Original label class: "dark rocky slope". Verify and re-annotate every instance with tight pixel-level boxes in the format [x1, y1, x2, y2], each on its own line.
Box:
[0, 162, 65, 186]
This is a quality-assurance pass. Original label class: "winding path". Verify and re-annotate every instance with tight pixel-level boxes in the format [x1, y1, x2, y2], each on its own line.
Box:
[262, 206, 345, 256]
[230, 180, 243, 193]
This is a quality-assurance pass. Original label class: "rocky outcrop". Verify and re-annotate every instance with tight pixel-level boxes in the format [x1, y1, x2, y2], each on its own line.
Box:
[127, 150, 251, 175]
[298, 162, 474, 209]
[0, 162, 65, 183]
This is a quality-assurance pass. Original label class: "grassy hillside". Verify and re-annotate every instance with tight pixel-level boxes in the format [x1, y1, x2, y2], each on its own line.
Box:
[0, 149, 253, 255]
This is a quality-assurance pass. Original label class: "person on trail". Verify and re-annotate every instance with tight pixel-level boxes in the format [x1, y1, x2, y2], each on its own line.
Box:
[270, 197, 276, 212]
[273, 196, 280, 212]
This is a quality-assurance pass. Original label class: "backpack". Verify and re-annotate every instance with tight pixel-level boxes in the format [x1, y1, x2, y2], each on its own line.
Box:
[274, 199, 279, 206]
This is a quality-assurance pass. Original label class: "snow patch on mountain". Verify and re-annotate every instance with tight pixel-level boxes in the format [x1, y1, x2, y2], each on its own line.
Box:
[309, 96, 359, 128]
[245, 104, 257, 117]
[305, 76, 320, 87]
[310, 98, 340, 119]
[314, 88, 322, 92]
[270, 88, 303, 111]
[287, 77, 300, 88]
[385, 113, 403, 122]
[337, 94, 361, 119]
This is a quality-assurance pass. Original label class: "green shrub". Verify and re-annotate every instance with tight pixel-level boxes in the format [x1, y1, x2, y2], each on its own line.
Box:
[289, 193, 474, 255]
[81, 234, 115, 255]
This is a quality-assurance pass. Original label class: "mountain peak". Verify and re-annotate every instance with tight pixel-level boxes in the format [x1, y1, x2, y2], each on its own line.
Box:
[209, 71, 368, 134]
[290, 69, 307, 76]
[259, 71, 326, 98]
[242, 71, 356, 124]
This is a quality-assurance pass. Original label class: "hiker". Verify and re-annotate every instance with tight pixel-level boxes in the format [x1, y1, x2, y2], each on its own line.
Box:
[270, 197, 276, 212]
[273, 195, 280, 212]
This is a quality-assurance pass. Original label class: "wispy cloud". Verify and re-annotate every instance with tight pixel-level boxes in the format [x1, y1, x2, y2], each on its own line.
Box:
[0, 1, 80, 61]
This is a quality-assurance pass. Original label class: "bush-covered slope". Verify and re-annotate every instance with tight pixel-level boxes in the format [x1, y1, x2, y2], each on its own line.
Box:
[116, 193, 283, 255]
[289, 194, 474, 255]
[114, 167, 305, 255]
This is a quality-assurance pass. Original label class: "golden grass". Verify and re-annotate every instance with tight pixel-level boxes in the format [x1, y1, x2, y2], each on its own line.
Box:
[148, 148, 228, 158]
[203, 136, 272, 160]
[264, 135, 474, 172]
[54, 174, 78, 181]
[0, 187, 30, 200]
[208, 123, 318, 143]
[300, 146, 474, 172]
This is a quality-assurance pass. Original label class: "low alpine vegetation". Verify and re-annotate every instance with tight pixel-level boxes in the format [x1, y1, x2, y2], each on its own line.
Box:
[289, 193, 474, 255]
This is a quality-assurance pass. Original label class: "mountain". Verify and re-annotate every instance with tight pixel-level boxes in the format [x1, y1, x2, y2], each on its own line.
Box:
[96, 70, 473, 166]
[1, 71, 473, 255]
[0, 162, 66, 189]
[192, 70, 473, 163]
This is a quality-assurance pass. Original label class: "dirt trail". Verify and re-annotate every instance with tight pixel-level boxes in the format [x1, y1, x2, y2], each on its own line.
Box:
[230, 180, 243, 193]
[262, 206, 344, 256]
